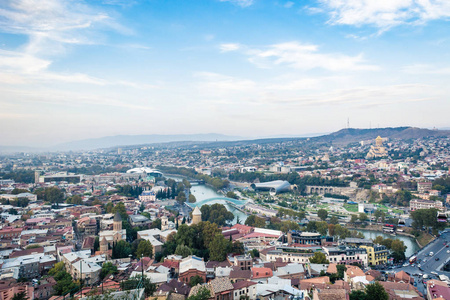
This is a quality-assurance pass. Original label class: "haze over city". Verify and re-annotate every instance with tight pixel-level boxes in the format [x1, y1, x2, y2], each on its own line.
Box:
[1, 0, 450, 147]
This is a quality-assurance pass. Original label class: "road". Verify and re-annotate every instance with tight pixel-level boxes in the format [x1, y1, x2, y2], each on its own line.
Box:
[389, 229, 450, 297]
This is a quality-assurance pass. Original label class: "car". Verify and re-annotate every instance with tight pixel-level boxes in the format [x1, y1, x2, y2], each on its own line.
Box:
[447, 250, 450, 254]
[446, 245, 449, 248]
[418, 264, 421, 268]
[436, 257, 440, 261]
[432, 271, 438, 275]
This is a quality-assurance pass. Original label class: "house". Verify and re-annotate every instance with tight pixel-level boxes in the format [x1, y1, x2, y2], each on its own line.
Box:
[179, 256, 206, 285]
[251, 267, 273, 283]
[312, 289, 348, 300]
[232, 281, 257, 300]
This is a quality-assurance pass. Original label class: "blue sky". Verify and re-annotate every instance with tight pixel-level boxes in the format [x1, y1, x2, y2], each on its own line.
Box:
[0, 0, 449, 146]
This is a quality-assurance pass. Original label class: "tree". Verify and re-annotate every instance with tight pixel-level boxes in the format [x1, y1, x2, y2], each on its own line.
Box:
[359, 213, 368, 223]
[186, 287, 211, 300]
[112, 202, 128, 221]
[150, 218, 161, 230]
[350, 290, 367, 300]
[66, 195, 83, 205]
[250, 249, 260, 258]
[45, 187, 64, 205]
[100, 262, 118, 280]
[350, 214, 359, 224]
[231, 241, 245, 255]
[316, 221, 328, 236]
[94, 236, 100, 252]
[200, 203, 234, 226]
[12, 292, 27, 300]
[309, 252, 329, 264]
[330, 216, 339, 225]
[136, 240, 153, 258]
[188, 194, 196, 203]
[121, 275, 156, 297]
[209, 234, 231, 261]
[365, 282, 388, 300]
[245, 215, 266, 228]
[112, 240, 132, 259]
[189, 275, 204, 287]
[175, 244, 192, 258]
[317, 209, 328, 221]
[226, 191, 239, 199]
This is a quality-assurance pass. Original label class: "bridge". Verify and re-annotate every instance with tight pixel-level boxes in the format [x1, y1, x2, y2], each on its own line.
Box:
[189, 179, 205, 185]
[186, 197, 248, 208]
[305, 185, 354, 195]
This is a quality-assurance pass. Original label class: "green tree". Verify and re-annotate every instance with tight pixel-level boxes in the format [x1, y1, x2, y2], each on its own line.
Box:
[200, 203, 234, 226]
[330, 216, 339, 225]
[112, 202, 128, 221]
[309, 252, 329, 264]
[316, 221, 328, 236]
[350, 214, 359, 224]
[175, 244, 192, 258]
[45, 187, 64, 205]
[100, 262, 118, 280]
[121, 275, 156, 297]
[226, 191, 239, 199]
[11, 292, 27, 300]
[359, 213, 368, 223]
[365, 282, 388, 300]
[136, 240, 153, 258]
[209, 234, 231, 261]
[245, 215, 266, 228]
[112, 240, 132, 259]
[188, 194, 197, 203]
[67, 195, 83, 205]
[186, 287, 211, 300]
[317, 209, 328, 221]
[350, 290, 367, 300]
[189, 275, 204, 287]
[150, 218, 161, 230]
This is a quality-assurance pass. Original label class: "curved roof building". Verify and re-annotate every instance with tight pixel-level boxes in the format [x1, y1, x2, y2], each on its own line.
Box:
[250, 180, 291, 194]
[126, 167, 163, 177]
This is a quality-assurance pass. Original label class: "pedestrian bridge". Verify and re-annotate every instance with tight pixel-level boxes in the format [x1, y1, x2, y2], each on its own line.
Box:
[186, 197, 248, 208]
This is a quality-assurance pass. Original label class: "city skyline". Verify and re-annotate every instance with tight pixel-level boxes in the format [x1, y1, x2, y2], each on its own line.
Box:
[1, 0, 450, 146]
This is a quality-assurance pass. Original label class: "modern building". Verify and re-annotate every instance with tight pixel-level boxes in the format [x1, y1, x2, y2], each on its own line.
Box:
[417, 182, 433, 193]
[359, 244, 389, 266]
[287, 231, 326, 245]
[250, 180, 291, 194]
[322, 246, 368, 267]
[410, 199, 444, 211]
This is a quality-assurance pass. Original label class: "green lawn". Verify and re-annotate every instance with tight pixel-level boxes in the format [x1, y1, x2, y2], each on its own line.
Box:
[344, 204, 358, 212]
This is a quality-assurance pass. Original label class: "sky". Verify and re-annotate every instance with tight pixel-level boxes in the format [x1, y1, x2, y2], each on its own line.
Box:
[1, 0, 450, 147]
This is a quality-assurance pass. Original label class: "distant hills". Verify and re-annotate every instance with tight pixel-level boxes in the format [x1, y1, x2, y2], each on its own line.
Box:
[52, 133, 244, 151]
[310, 127, 450, 145]
[1, 127, 449, 153]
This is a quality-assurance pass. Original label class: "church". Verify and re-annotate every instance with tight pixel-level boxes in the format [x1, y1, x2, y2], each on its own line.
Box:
[98, 212, 127, 246]
[366, 136, 388, 159]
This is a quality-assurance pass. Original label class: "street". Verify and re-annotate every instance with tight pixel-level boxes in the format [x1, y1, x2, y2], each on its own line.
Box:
[389, 229, 450, 297]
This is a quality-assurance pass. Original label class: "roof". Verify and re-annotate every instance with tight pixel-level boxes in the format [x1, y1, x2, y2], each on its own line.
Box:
[232, 281, 257, 290]
[209, 277, 234, 294]
[179, 256, 206, 274]
[113, 212, 122, 222]
[252, 267, 273, 279]
[316, 289, 347, 300]
[192, 206, 201, 216]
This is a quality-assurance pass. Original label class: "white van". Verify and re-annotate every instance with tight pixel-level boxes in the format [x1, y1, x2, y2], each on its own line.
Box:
[423, 274, 429, 279]
[429, 252, 434, 256]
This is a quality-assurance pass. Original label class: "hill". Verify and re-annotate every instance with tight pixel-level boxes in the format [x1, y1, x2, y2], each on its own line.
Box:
[310, 127, 450, 145]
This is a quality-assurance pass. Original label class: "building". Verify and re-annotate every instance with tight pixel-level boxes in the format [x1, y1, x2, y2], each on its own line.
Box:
[410, 199, 444, 211]
[179, 256, 206, 284]
[232, 255, 252, 271]
[98, 212, 126, 246]
[260, 246, 319, 263]
[287, 231, 326, 245]
[191, 207, 202, 225]
[232, 281, 257, 300]
[359, 244, 389, 266]
[139, 190, 156, 203]
[323, 246, 368, 267]
[366, 136, 388, 159]
[129, 214, 151, 227]
[418, 182, 433, 193]
[250, 180, 291, 195]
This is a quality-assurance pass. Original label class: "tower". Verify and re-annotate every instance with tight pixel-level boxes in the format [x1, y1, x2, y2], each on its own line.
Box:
[191, 207, 202, 225]
[161, 215, 169, 231]
[100, 237, 108, 252]
[376, 136, 383, 147]
[113, 212, 122, 232]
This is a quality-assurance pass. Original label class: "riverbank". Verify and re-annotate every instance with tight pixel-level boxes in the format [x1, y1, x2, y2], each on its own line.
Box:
[347, 224, 434, 250]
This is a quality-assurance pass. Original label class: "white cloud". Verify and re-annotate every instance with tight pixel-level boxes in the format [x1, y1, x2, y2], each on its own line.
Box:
[219, 43, 241, 52]
[219, 0, 255, 8]
[402, 63, 450, 75]
[319, 0, 450, 29]
[222, 41, 378, 71]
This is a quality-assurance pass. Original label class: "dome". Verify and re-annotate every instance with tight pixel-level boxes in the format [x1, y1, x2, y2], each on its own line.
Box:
[113, 212, 122, 222]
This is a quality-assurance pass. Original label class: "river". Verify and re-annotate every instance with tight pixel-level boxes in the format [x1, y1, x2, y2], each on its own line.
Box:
[356, 229, 419, 257]
[165, 175, 248, 224]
